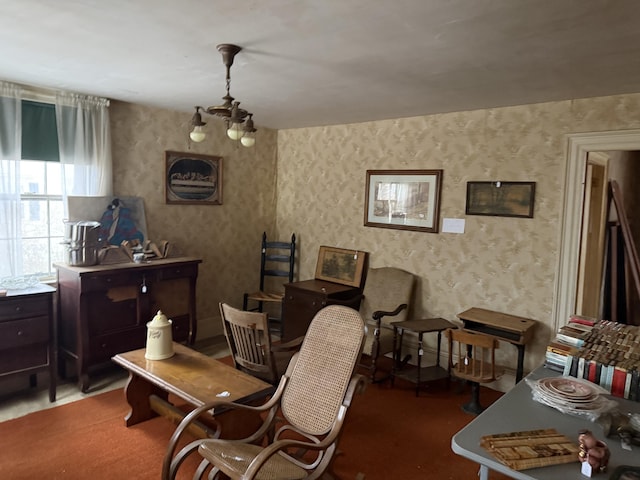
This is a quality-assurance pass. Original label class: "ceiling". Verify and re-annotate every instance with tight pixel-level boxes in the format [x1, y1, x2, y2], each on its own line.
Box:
[2, 1, 640, 130]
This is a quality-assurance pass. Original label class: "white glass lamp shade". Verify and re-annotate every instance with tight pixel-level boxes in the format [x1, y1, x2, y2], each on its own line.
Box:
[240, 132, 255, 147]
[227, 123, 243, 140]
[190, 126, 206, 143]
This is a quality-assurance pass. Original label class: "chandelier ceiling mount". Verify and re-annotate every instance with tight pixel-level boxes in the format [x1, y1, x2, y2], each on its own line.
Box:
[189, 43, 256, 147]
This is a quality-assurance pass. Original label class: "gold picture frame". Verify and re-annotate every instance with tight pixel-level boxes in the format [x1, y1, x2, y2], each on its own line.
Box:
[314, 246, 368, 288]
[165, 151, 222, 205]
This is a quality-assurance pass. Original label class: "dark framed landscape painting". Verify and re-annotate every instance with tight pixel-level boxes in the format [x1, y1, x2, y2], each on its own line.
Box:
[466, 181, 535, 218]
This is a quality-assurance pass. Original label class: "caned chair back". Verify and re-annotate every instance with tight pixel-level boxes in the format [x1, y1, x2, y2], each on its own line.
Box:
[281, 305, 366, 435]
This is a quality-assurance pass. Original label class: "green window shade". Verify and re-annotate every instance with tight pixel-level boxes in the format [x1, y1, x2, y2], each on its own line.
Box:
[21, 100, 59, 162]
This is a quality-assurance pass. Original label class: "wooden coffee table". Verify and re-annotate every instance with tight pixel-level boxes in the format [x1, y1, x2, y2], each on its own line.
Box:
[112, 343, 273, 438]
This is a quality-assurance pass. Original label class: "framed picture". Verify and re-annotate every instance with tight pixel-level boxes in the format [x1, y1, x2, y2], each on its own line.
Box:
[165, 151, 222, 205]
[364, 169, 443, 233]
[465, 181, 535, 218]
[314, 246, 368, 288]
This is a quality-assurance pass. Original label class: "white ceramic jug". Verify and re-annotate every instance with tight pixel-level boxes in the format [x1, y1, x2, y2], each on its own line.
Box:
[145, 310, 174, 360]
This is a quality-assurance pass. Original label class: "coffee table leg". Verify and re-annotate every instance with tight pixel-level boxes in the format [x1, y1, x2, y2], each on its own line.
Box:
[123, 372, 168, 427]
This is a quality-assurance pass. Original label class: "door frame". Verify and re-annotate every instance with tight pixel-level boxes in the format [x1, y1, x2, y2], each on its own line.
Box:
[554, 129, 640, 331]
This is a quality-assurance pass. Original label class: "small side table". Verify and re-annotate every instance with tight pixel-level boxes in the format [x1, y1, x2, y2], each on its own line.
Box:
[391, 317, 455, 396]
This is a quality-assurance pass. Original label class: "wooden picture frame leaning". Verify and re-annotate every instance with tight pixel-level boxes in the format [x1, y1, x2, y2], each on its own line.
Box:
[165, 151, 222, 205]
[314, 246, 367, 288]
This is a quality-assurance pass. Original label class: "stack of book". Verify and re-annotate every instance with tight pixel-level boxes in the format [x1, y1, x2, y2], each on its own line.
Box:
[545, 315, 595, 372]
[546, 316, 640, 402]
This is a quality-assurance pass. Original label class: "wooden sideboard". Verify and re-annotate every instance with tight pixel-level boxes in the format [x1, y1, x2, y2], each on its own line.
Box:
[55, 257, 201, 392]
[281, 279, 362, 341]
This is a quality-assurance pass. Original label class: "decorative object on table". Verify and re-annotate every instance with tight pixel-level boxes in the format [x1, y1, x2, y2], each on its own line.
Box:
[465, 181, 535, 218]
[526, 376, 617, 419]
[578, 429, 610, 476]
[314, 245, 368, 288]
[64, 220, 102, 266]
[364, 169, 442, 233]
[480, 428, 580, 470]
[187, 44, 257, 147]
[97, 198, 145, 246]
[165, 151, 222, 205]
[145, 310, 174, 360]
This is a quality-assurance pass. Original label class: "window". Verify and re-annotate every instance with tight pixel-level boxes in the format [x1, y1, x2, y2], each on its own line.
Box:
[19, 100, 65, 278]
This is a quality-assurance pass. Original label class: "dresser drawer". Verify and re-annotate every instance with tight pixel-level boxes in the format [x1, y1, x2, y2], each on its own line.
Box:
[80, 270, 148, 292]
[90, 327, 147, 364]
[0, 316, 49, 349]
[0, 344, 49, 375]
[158, 263, 198, 281]
[0, 296, 49, 320]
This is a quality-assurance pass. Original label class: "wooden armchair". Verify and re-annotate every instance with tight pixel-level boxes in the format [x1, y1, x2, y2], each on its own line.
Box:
[220, 303, 302, 385]
[446, 328, 501, 415]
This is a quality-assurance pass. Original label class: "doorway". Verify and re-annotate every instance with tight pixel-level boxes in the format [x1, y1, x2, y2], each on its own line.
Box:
[554, 129, 640, 331]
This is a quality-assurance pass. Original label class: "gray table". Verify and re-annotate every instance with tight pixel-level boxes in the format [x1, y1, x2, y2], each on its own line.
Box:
[452, 366, 640, 480]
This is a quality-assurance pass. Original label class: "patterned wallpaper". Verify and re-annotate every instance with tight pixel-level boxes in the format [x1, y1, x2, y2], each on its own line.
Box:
[109, 101, 279, 340]
[110, 93, 640, 382]
[276, 94, 640, 375]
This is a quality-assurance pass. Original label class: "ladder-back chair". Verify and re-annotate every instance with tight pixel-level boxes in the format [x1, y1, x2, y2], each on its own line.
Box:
[243, 232, 296, 337]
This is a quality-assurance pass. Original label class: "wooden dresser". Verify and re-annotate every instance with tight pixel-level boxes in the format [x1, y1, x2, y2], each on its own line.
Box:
[0, 283, 57, 401]
[55, 257, 201, 392]
[281, 279, 362, 341]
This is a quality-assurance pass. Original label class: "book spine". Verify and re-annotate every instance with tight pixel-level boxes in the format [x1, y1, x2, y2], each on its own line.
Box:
[630, 369, 639, 402]
[577, 357, 586, 379]
[611, 367, 627, 398]
[563, 355, 574, 376]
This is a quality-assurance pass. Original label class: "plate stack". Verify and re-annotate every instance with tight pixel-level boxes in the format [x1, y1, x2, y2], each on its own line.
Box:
[529, 377, 612, 415]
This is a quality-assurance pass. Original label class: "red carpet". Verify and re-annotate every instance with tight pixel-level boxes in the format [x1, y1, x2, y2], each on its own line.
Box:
[0, 372, 512, 479]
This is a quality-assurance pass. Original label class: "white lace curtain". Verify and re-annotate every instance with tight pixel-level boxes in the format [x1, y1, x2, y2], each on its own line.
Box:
[0, 81, 112, 278]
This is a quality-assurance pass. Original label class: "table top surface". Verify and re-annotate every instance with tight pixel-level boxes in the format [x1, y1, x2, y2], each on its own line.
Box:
[452, 365, 640, 480]
[457, 307, 537, 333]
[54, 256, 202, 274]
[391, 317, 456, 333]
[0, 282, 56, 298]
[112, 343, 273, 411]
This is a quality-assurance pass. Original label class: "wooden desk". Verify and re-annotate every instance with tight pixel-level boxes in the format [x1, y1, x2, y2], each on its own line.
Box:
[452, 365, 640, 480]
[457, 307, 537, 383]
[112, 343, 273, 437]
[282, 279, 361, 341]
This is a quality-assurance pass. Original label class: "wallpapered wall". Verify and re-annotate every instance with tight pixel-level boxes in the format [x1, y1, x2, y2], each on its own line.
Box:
[275, 93, 640, 376]
[109, 101, 279, 340]
[110, 93, 640, 382]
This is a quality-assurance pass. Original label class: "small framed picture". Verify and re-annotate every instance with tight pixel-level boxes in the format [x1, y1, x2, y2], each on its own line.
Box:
[314, 246, 368, 288]
[466, 181, 535, 218]
[165, 151, 222, 205]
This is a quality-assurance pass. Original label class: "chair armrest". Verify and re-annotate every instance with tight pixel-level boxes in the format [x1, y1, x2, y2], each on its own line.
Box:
[372, 303, 407, 321]
[271, 336, 303, 352]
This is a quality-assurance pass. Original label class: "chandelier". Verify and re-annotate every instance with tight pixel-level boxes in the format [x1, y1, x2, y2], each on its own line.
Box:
[189, 44, 257, 147]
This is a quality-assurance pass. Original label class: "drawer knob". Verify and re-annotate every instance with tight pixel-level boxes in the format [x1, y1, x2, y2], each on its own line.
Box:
[17, 330, 23, 336]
